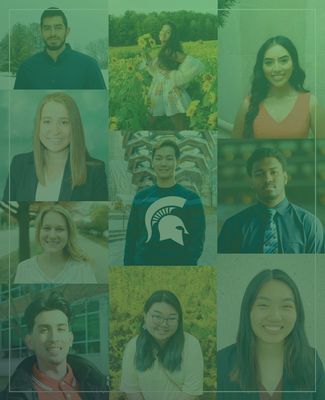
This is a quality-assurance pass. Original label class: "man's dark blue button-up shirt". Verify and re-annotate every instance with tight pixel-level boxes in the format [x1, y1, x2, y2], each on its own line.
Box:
[14, 44, 106, 89]
[218, 198, 324, 254]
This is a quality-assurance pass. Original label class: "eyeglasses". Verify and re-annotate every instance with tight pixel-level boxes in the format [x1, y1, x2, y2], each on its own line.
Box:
[150, 313, 178, 326]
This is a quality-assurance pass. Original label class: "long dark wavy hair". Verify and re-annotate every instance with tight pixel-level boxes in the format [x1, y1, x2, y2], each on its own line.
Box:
[244, 36, 309, 137]
[135, 290, 185, 372]
[157, 22, 184, 71]
[231, 269, 315, 390]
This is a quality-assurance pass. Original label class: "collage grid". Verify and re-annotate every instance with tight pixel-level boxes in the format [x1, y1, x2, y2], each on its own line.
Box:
[0, 0, 324, 399]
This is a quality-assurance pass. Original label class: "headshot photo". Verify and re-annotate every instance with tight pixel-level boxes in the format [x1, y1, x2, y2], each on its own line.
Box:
[0, 201, 108, 284]
[9, 6, 107, 89]
[108, 131, 217, 266]
[109, 266, 217, 398]
[217, 255, 325, 398]
[109, 0, 217, 131]
[218, 3, 325, 139]
[218, 140, 324, 253]
[0, 285, 109, 398]
[3, 91, 108, 202]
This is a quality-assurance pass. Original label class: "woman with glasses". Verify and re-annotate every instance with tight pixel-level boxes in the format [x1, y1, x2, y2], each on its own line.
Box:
[217, 269, 325, 399]
[121, 290, 204, 400]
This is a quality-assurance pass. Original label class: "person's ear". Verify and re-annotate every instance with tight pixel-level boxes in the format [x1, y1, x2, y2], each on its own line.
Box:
[25, 334, 34, 351]
[66, 27, 71, 37]
[284, 171, 288, 185]
[68, 331, 73, 347]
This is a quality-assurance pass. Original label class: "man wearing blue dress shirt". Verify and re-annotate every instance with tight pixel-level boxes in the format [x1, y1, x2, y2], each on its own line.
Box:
[14, 7, 106, 89]
[218, 147, 324, 254]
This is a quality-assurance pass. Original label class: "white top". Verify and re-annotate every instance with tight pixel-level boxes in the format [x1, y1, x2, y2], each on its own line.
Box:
[147, 55, 204, 88]
[14, 256, 97, 284]
[169, 55, 204, 87]
[146, 55, 204, 117]
[120, 332, 203, 400]
[35, 171, 64, 201]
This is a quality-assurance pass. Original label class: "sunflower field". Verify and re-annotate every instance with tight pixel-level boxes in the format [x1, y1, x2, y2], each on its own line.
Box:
[109, 40, 218, 131]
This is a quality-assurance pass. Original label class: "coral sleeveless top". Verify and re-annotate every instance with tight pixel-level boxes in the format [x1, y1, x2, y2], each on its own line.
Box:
[253, 92, 311, 138]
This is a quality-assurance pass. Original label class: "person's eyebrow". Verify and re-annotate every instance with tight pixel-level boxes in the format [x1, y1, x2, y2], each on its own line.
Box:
[256, 295, 295, 302]
[151, 310, 177, 315]
[253, 166, 280, 173]
[264, 55, 289, 60]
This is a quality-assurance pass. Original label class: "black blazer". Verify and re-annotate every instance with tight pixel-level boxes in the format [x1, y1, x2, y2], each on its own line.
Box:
[3, 152, 108, 201]
[217, 344, 325, 399]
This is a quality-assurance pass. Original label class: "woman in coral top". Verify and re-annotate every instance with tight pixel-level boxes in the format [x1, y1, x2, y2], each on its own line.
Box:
[232, 36, 325, 139]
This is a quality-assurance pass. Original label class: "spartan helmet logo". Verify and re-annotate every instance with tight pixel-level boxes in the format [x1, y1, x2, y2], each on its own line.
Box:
[145, 196, 189, 246]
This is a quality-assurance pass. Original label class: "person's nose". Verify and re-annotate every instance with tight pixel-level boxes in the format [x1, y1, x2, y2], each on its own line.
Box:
[48, 228, 57, 238]
[48, 328, 59, 341]
[264, 171, 273, 183]
[267, 306, 282, 321]
[272, 60, 281, 72]
[48, 122, 62, 136]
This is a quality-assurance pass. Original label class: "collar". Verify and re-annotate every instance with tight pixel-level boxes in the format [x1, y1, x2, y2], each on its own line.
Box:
[43, 43, 72, 63]
[256, 197, 290, 217]
[32, 362, 78, 391]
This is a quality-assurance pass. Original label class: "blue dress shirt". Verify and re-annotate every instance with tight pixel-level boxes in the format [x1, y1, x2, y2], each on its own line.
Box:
[14, 44, 106, 89]
[218, 198, 324, 254]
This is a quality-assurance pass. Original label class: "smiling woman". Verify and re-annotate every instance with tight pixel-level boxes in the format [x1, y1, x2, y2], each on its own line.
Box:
[14, 205, 97, 284]
[3, 92, 108, 201]
[217, 269, 325, 399]
[232, 36, 325, 138]
[120, 290, 204, 400]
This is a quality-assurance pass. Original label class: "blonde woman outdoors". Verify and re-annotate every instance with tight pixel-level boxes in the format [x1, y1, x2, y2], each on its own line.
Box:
[14, 205, 97, 284]
[3, 92, 108, 201]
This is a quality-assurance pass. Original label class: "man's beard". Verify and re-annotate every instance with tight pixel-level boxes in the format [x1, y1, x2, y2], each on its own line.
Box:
[44, 36, 66, 51]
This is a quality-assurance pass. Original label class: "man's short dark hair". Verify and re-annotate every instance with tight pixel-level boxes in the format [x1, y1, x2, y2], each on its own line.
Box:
[40, 7, 68, 29]
[246, 147, 287, 176]
[24, 291, 71, 333]
[152, 140, 181, 160]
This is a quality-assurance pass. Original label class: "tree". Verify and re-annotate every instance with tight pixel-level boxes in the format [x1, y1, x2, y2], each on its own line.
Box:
[86, 38, 108, 69]
[89, 204, 108, 237]
[9, 22, 43, 74]
[0, 33, 9, 72]
[218, 0, 238, 28]
[0, 202, 49, 262]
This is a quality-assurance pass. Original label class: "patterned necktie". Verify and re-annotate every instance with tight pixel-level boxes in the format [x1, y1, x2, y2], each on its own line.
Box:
[263, 208, 278, 254]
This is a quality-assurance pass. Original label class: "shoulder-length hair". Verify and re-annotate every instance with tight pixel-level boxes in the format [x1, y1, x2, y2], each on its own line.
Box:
[231, 269, 314, 390]
[157, 22, 184, 71]
[135, 290, 185, 372]
[33, 92, 88, 188]
[244, 36, 308, 137]
[35, 204, 87, 261]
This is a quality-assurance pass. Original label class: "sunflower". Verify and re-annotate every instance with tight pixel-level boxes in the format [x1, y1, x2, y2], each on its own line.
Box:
[207, 112, 217, 127]
[186, 100, 200, 117]
[109, 117, 118, 131]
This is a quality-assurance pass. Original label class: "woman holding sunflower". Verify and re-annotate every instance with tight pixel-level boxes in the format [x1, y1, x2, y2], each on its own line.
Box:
[143, 22, 204, 130]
